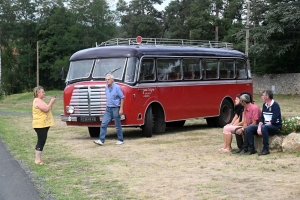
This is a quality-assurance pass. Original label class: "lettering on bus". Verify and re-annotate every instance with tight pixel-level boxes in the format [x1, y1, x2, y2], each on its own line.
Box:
[142, 88, 155, 97]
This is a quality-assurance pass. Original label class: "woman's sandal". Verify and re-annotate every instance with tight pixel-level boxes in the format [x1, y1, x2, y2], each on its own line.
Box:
[217, 148, 225, 152]
[220, 148, 231, 153]
[35, 161, 46, 165]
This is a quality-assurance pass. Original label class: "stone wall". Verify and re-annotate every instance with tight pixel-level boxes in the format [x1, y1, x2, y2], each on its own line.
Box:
[252, 73, 300, 95]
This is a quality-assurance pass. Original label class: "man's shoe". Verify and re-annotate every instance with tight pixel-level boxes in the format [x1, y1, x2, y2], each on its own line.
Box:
[115, 141, 124, 145]
[239, 149, 248, 155]
[245, 150, 257, 155]
[94, 140, 104, 145]
[232, 149, 242, 154]
[258, 149, 270, 156]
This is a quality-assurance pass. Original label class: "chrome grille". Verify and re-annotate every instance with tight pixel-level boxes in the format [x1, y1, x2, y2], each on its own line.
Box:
[70, 85, 106, 116]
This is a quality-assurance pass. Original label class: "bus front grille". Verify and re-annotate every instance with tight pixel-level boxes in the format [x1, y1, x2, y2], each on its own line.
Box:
[70, 85, 106, 116]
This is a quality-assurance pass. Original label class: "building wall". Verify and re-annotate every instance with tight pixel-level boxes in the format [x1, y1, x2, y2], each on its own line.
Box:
[252, 73, 300, 95]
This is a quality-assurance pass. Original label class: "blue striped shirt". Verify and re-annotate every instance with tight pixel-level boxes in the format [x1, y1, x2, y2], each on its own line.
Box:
[105, 83, 124, 107]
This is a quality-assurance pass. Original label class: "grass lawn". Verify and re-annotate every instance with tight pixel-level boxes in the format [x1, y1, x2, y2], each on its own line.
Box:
[0, 92, 300, 199]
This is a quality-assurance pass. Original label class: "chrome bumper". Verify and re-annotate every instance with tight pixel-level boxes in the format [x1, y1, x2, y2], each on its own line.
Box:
[61, 114, 125, 122]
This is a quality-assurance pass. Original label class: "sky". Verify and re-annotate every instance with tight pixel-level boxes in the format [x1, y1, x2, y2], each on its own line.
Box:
[154, 0, 171, 11]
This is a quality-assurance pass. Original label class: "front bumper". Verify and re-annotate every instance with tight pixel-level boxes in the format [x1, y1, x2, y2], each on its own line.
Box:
[61, 114, 126, 122]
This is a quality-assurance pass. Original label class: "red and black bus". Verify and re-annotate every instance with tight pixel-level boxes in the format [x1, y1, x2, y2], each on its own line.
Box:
[61, 38, 252, 137]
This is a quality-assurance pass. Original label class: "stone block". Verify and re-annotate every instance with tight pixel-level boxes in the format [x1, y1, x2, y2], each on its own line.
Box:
[254, 134, 283, 152]
[282, 133, 300, 152]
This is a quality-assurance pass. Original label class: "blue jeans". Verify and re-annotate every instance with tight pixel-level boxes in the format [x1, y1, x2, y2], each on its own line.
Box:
[99, 107, 123, 143]
[247, 124, 279, 151]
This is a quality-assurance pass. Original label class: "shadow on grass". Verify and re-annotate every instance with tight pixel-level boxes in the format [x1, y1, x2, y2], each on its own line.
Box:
[70, 120, 217, 141]
[106, 122, 215, 140]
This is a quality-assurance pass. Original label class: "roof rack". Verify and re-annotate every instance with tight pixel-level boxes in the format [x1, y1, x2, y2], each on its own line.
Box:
[99, 38, 233, 49]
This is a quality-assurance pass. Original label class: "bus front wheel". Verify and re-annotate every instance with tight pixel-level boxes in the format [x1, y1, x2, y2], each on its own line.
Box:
[88, 127, 100, 137]
[214, 99, 233, 127]
[142, 106, 153, 137]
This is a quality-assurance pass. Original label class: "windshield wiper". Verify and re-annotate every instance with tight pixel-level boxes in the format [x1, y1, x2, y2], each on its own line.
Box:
[106, 67, 121, 75]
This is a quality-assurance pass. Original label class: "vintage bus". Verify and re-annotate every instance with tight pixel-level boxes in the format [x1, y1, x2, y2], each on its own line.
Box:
[61, 38, 253, 137]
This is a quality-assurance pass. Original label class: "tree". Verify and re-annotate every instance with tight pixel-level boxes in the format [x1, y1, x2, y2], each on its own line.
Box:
[163, 0, 191, 39]
[116, 0, 164, 38]
[249, 0, 300, 73]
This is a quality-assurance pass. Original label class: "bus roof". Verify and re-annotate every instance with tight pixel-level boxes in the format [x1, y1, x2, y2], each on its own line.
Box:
[70, 45, 246, 61]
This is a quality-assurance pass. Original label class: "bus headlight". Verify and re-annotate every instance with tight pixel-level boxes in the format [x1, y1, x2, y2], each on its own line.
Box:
[66, 106, 75, 114]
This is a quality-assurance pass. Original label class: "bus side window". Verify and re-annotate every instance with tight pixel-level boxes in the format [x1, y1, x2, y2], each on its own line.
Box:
[157, 61, 168, 81]
[194, 60, 204, 80]
[183, 59, 199, 80]
[168, 72, 180, 80]
[140, 59, 155, 82]
[203, 59, 218, 79]
[236, 60, 247, 79]
[219, 60, 234, 79]
[157, 59, 181, 81]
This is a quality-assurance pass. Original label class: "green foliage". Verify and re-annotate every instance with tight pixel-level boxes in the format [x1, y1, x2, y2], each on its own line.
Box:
[116, 0, 163, 37]
[1, 0, 300, 95]
[249, 0, 300, 74]
[0, 0, 116, 94]
[280, 116, 300, 135]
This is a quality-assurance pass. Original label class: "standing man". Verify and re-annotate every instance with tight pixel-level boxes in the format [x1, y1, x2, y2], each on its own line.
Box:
[246, 90, 282, 155]
[233, 93, 261, 155]
[94, 74, 125, 145]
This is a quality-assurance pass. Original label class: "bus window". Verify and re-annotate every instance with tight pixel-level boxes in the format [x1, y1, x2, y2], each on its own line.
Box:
[93, 58, 126, 80]
[219, 60, 234, 79]
[236, 60, 247, 79]
[202, 59, 218, 79]
[182, 59, 200, 80]
[139, 59, 155, 81]
[125, 57, 138, 83]
[66, 60, 94, 82]
[157, 59, 181, 81]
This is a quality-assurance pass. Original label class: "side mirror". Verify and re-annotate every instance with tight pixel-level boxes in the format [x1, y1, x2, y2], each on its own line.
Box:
[61, 67, 65, 80]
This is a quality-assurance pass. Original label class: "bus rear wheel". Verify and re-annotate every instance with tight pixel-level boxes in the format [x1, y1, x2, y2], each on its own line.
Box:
[88, 127, 100, 137]
[142, 106, 153, 137]
[214, 99, 233, 127]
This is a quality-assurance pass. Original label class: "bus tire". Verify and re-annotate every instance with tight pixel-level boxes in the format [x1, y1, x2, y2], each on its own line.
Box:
[153, 105, 166, 133]
[206, 118, 216, 127]
[214, 99, 233, 127]
[142, 106, 153, 137]
[88, 127, 100, 137]
[166, 120, 186, 127]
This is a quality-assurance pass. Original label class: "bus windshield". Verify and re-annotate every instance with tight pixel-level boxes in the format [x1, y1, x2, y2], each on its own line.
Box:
[93, 58, 127, 80]
[66, 58, 128, 82]
[66, 60, 94, 82]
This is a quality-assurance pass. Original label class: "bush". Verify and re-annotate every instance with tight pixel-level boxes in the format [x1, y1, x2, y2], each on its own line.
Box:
[280, 116, 300, 135]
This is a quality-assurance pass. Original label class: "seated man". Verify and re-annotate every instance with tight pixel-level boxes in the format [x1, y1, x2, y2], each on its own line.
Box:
[233, 93, 261, 155]
[233, 92, 253, 154]
[246, 90, 282, 156]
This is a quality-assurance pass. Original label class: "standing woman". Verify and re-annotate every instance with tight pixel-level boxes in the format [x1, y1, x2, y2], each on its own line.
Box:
[32, 86, 56, 165]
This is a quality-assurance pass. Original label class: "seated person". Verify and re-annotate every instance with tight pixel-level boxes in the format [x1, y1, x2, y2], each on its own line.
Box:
[246, 90, 282, 156]
[218, 94, 244, 153]
[233, 93, 261, 155]
[233, 92, 254, 153]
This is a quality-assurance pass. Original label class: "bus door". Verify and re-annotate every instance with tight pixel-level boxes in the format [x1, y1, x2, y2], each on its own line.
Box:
[136, 58, 157, 106]
[156, 58, 185, 121]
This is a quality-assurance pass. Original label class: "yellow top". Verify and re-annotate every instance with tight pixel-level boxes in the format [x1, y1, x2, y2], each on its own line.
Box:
[32, 98, 54, 128]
